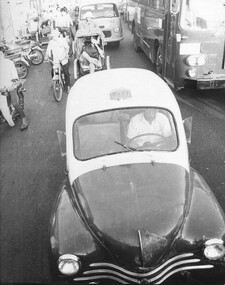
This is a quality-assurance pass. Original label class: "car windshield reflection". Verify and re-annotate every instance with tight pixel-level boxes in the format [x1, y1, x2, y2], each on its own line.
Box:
[73, 107, 178, 160]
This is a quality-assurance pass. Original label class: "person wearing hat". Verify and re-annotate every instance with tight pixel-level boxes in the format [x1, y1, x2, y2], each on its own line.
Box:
[0, 47, 28, 130]
[79, 11, 99, 30]
[45, 29, 71, 93]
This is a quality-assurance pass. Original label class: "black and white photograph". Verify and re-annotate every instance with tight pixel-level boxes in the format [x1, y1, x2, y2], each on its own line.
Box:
[1, 0, 225, 285]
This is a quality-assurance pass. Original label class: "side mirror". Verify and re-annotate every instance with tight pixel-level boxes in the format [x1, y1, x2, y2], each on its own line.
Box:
[57, 130, 66, 157]
[170, 0, 180, 15]
[183, 117, 192, 144]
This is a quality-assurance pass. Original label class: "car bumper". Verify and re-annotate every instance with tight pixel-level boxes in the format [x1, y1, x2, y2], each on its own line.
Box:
[184, 76, 225, 90]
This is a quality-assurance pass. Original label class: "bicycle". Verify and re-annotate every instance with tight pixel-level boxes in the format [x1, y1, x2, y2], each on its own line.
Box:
[47, 59, 66, 102]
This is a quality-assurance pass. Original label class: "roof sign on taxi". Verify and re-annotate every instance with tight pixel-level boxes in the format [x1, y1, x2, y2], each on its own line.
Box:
[110, 88, 132, 101]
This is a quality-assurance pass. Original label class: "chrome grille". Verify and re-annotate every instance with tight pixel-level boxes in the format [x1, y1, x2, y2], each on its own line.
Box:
[103, 30, 112, 38]
[74, 253, 213, 284]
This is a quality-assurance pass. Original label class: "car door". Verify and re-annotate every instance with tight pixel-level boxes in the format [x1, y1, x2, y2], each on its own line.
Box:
[163, 0, 180, 86]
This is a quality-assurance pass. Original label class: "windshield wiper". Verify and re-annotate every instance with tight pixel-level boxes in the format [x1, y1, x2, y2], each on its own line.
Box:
[114, 141, 136, 151]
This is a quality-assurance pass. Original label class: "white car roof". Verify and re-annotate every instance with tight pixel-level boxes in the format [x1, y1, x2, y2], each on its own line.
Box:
[66, 69, 190, 182]
[67, 68, 180, 120]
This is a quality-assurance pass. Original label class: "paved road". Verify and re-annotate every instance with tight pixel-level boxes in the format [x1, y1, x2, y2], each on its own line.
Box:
[0, 22, 225, 284]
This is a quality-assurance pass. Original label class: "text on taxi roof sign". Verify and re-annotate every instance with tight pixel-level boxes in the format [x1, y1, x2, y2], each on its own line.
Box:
[110, 88, 132, 100]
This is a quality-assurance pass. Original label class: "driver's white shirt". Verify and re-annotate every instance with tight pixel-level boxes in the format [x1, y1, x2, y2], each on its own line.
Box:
[127, 112, 171, 146]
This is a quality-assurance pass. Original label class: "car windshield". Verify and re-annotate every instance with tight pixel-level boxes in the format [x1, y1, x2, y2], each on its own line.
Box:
[73, 107, 178, 160]
[180, 0, 225, 30]
[80, 3, 119, 19]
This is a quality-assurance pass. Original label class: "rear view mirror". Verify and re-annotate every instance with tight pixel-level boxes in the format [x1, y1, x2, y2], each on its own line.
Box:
[57, 130, 66, 157]
[183, 117, 192, 144]
[170, 0, 180, 14]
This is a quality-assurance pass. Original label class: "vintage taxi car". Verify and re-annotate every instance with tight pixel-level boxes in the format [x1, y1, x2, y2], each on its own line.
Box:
[49, 68, 225, 285]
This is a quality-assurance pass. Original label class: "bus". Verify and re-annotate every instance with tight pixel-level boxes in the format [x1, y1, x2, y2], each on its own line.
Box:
[131, 0, 225, 90]
[77, 0, 124, 46]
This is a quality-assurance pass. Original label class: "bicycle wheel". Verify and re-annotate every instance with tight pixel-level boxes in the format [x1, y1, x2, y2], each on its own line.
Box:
[15, 61, 28, 79]
[30, 49, 44, 65]
[53, 80, 63, 102]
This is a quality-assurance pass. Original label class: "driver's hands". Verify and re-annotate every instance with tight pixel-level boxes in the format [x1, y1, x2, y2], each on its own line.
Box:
[91, 38, 98, 45]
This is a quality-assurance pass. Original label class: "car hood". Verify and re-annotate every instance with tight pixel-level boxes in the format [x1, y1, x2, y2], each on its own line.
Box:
[74, 163, 188, 267]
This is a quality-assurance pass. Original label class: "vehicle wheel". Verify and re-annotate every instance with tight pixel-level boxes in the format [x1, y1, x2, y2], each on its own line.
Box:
[53, 80, 63, 102]
[133, 31, 141, 52]
[156, 47, 163, 77]
[15, 61, 28, 79]
[106, 55, 110, 70]
[30, 49, 44, 65]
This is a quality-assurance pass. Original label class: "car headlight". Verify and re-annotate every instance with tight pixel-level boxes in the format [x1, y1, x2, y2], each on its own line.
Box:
[187, 68, 197, 77]
[204, 239, 225, 260]
[186, 54, 206, 66]
[114, 27, 120, 33]
[58, 254, 80, 275]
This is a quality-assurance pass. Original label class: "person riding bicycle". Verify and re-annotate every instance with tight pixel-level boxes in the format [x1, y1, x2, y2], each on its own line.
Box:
[80, 35, 104, 73]
[45, 29, 70, 93]
[54, 7, 73, 39]
[0, 47, 28, 130]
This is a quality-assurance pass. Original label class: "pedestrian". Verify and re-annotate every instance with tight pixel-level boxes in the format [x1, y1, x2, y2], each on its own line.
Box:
[0, 48, 28, 130]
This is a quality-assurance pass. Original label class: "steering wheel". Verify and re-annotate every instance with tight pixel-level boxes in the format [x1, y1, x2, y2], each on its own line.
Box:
[129, 133, 165, 149]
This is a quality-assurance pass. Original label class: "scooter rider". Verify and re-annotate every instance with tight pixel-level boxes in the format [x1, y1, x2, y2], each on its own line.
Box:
[0, 47, 28, 130]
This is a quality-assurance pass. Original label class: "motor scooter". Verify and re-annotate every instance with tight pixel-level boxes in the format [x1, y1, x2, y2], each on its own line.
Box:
[2, 40, 44, 78]
[2, 44, 30, 79]
[0, 80, 26, 127]
[19, 40, 44, 65]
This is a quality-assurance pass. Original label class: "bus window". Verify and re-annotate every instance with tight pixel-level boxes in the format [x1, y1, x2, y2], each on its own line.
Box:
[180, 0, 224, 30]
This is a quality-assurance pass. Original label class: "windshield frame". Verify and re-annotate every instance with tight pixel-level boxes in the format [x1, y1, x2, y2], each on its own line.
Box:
[180, 0, 225, 31]
[73, 107, 179, 161]
[80, 3, 119, 20]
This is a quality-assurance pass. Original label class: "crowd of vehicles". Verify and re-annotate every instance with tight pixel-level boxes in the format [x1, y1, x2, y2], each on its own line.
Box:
[48, 68, 225, 285]
[1, 1, 225, 284]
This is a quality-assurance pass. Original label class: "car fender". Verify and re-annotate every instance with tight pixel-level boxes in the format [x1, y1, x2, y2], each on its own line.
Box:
[181, 168, 225, 243]
[49, 178, 97, 257]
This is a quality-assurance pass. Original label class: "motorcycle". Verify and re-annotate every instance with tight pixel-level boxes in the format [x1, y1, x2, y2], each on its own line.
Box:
[2, 39, 44, 78]
[0, 79, 26, 127]
[19, 40, 44, 65]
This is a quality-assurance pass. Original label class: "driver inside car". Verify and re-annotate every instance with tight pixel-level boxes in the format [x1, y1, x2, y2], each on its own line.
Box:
[127, 108, 172, 148]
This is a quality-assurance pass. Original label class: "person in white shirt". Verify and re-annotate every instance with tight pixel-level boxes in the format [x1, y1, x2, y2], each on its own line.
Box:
[45, 29, 71, 92]
[54, 7, 73, 29]
[0, 48, 28, 130]
[127, 108, 172, 148]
